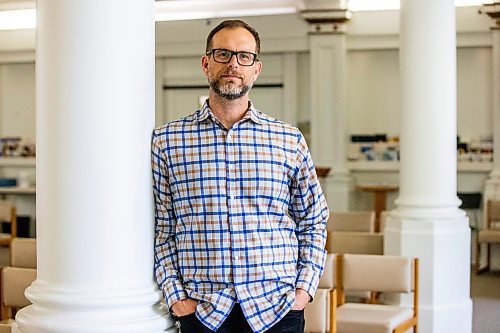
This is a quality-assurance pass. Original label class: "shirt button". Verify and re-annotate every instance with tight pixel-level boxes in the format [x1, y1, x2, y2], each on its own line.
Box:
[234, 256, 240, 260]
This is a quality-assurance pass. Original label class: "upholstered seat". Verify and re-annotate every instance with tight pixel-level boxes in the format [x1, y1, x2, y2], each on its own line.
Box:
[336, 303, 413, 333]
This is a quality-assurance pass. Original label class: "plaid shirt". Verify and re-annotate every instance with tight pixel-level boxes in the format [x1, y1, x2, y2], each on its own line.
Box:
[152, 101, 329, 333]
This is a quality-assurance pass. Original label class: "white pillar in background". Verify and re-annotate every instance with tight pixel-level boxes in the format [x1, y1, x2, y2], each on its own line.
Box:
[385, 0, 472, 333]
[301, 0, 353, 211]
[15, 1, 174, 332]
[482, 2, 500, 269]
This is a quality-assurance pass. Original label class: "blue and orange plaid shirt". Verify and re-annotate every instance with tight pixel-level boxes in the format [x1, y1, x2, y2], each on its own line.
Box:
[152, 101, 329, 333]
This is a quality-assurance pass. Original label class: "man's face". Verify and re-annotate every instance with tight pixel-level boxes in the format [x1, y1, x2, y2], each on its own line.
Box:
[202, 27, 262, 100]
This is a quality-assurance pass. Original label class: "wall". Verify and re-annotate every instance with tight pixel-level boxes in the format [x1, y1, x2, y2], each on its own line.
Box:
[0, 63, 35, 139]
[0, 47, 493, 146]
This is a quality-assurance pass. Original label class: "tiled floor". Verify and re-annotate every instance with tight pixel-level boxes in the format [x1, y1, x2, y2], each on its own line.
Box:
[471, 268, 500, 333]
[470, 268, 500, 299]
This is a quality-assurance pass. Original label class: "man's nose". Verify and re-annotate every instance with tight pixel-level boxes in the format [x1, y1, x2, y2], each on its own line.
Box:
[227, 54, 239, 67]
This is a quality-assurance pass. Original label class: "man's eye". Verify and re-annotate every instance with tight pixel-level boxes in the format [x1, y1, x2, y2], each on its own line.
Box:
[217, 50, 230, 58]
[239, 53, 251, 60]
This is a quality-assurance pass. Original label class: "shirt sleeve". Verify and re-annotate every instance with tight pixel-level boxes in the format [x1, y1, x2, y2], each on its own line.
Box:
[289, 131, 329, 299]
[151, 129, 188, 310]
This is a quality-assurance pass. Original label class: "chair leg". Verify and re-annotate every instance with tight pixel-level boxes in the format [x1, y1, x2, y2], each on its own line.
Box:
[476, 242, 490, 274]
[486, 244, 491, 271]
[475, 241, 481, 274]
[0, 304, 10, 321]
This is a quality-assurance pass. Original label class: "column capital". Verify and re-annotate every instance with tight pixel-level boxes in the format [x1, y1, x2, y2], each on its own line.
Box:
[483, 2, 500, 28]
[300, 0, 351, 34]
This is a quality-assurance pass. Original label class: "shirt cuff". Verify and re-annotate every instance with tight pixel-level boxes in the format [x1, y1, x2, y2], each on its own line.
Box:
[296, 267, 321, 301]
[164, 279, 188, 311]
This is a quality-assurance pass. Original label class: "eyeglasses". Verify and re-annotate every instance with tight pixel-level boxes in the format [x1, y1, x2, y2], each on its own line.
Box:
[206, 48, 258, 66]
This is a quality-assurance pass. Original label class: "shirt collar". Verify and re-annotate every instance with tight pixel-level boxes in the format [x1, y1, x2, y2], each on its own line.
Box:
[196, 100, 265, 126]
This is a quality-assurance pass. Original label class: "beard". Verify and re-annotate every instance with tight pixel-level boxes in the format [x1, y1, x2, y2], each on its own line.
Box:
[208, 73, 252, 100]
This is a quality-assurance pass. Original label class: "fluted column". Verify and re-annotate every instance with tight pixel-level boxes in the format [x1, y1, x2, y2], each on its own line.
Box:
[301, 0, 353, 211]
[482, 2, 500, 269]
[14, 1, 174, 332]
[384, 0, 472, 332]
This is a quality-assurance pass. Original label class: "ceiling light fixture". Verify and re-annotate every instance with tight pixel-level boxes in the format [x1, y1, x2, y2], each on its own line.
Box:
[0, 8, 36, 30]
[154, 0, 301, 22]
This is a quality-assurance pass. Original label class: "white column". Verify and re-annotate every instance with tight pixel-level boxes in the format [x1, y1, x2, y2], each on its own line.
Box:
[14, 1, 175, 332]
[482, 3, 500, 269]
[385, 1, 472, 333]
[302, 2, 353, 211]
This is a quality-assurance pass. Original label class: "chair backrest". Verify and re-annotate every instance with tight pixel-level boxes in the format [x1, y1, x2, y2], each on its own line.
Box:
[0, 202, 16, 238]
[337, 254, 415, 294]
[318, 253, 335, 289]
[0, 237, 37, 319]
[326, 231, 383, 255]
[1, 267, 36, 309]
[0, 202, 15, 224]
[10, 238, 36, 268]
[488, 200, 500, 229]
[327, 211, 375, 233]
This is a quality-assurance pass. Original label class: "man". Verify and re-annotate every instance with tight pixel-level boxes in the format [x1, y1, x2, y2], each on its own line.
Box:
[152, 20, 329, 333]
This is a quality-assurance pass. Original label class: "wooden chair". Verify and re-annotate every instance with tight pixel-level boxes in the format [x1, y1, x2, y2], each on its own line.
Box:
[476, 199, 500, 274]
[333, 254, 418, 333]
[327, 211, 375, 233]
[0, 238, 36, 322]
[0, 202, 16, 248]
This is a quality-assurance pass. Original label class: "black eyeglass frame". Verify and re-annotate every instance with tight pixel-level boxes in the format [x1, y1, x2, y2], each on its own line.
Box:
[206, 48, 259, 66]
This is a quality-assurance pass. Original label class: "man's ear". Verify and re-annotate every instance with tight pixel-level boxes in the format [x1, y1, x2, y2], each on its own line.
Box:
[201, 55, 209, 76]
[253, 61, 263, 79]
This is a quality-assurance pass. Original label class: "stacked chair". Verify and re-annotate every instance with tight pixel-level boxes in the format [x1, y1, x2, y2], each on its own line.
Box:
[476, 199, 500, 273]
[305, 253, 419, 333]
[326, 211, 383, 257]
[304, 254, 336, 333]
[0, 237, 37, 332]
[305, 211, 380, 332]
[305, 210, 418, 333]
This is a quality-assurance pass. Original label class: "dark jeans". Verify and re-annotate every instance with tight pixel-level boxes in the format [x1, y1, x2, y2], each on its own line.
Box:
[178, 304, 305, 333]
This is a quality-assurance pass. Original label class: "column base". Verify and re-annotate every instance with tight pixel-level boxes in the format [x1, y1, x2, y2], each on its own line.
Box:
[323, 171, 354, 211]
[15, 282, 175, 333]
[418, 301, 472, 333]
[384, 209, 472, 333]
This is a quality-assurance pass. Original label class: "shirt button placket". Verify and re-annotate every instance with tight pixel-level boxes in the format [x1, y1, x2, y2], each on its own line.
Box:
[226, 129, 243, 281]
